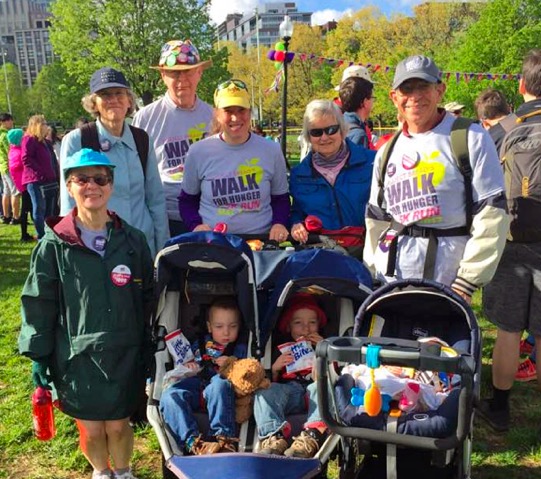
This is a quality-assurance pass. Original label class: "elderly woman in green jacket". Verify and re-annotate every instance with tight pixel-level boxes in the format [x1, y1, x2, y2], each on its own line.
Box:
[19, 148, 154, 479]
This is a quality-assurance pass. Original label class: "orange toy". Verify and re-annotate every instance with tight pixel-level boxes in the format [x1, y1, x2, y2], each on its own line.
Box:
[364, 367, 382, 416]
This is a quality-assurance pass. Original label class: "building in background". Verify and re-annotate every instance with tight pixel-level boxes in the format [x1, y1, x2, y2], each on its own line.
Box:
[217, 2, 312, 50]
[0, 0, 54, 86]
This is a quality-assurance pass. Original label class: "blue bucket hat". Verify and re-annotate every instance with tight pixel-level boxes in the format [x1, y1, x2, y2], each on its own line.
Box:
[63, 148, 115, 175]
[90, 67, 130, 94]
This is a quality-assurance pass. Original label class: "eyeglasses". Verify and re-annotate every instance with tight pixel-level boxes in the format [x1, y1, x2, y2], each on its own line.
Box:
[162, 68, 200, 80]
[70, 174, 112, 186]
[308, 124, 340, 137]
[97, 90, 127, 100]
[216, 79, 248, 91]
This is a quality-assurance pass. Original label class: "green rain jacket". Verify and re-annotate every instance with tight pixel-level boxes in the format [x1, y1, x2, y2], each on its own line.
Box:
[19, 209, 154, 420]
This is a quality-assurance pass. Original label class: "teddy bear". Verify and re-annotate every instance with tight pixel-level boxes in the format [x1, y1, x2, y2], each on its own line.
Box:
[219, 357, 271, 423]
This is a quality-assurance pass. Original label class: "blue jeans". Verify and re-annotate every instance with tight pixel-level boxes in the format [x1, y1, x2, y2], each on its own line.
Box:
[254, 381, 321, 438]
[160, 374, 236, 446]
[27, 182, 46, 238]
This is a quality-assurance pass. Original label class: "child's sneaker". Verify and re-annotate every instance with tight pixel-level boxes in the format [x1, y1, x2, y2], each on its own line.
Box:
[519, 338, 535, 356]
[216, 435, 239, 453]
[258, 433, 289, 455]
[515, 358, 537, 382]
[284, 428, 327, 458]
[114, 470, 138, 479]
[91, 470, 113, 479]
[187, 435, 221, 455]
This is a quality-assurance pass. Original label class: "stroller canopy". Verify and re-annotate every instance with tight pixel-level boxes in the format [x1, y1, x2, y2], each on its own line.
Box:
[261, 249, 373, 346]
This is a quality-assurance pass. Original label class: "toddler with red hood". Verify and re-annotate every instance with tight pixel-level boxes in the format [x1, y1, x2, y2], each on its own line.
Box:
[254, 294, 328, 458]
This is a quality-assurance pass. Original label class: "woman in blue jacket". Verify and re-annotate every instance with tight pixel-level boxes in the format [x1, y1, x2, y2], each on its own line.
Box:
[289, 100, 375, 246]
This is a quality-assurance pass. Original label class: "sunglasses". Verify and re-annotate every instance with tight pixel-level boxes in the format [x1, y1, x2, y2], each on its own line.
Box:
[308, 124, 340, 137]
[216, 79, 248, 91]
[70, 174, 112, 186]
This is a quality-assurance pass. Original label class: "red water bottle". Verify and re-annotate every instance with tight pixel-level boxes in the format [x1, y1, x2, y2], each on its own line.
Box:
[32, 386, 56, 441]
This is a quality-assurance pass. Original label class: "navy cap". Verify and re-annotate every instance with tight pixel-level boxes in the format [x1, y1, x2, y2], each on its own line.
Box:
[392, 55, 441, 90]
[90, 67, 129, 94]
[63, 148, 116, 175]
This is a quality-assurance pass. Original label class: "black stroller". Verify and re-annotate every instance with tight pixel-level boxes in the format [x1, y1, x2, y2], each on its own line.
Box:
[315, 279, 481, 479]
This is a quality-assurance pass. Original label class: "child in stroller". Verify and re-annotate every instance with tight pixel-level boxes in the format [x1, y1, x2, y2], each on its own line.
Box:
[255, 293, 329, 459]
[160, 298, 247, 456]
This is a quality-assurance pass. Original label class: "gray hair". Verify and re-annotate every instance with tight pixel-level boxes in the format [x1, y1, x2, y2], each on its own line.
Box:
[81, 89, 137, 118]
[301, 99, 347, 146]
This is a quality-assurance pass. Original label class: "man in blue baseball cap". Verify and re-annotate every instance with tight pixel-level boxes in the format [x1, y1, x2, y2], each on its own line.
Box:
[364, 54, 509, 307]
[20, 146, 154, 479]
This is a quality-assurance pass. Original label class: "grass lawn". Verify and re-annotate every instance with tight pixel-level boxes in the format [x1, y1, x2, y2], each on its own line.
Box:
[1, 222, 540, 478]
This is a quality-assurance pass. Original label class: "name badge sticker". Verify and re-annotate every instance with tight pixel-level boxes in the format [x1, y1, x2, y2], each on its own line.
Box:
[111, 264, 132, 286]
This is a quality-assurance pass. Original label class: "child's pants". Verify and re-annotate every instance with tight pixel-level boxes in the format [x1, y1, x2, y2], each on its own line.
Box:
[254, 381, 321, 438]
[160, 374, 236, 445]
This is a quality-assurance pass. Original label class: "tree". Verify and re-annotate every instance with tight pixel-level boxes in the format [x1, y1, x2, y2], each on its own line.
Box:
[49, 0, 228, 104]
[27, 62, 88, 128]
[444, 0, 541, 116]
[0, 62, 29, 125]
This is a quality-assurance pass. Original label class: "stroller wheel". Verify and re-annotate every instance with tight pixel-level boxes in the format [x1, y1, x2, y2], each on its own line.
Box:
[338, 438, 363, 479]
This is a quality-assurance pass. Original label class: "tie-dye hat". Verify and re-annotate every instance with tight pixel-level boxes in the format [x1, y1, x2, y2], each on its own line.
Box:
[151, 39, 212, 71]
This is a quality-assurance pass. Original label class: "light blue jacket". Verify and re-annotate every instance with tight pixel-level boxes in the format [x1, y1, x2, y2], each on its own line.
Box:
[60, 119, 169, 257]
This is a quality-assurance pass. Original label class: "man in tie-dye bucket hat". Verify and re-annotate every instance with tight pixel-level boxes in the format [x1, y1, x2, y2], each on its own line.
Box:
[133, 40, 213, 237]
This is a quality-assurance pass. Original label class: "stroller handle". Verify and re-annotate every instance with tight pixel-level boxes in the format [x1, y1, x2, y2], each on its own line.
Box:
[316, 337, 476, 375]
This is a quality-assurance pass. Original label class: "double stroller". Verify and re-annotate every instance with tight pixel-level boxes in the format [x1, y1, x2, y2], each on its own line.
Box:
[315, 279, 481, 479]
[146, 232, 374, 479]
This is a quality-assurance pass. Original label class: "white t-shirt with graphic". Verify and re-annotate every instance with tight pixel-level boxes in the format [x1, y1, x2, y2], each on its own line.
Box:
[181, 133, 289, 234]
[369, 113, 505, 285]
[132, 93, 213, 221]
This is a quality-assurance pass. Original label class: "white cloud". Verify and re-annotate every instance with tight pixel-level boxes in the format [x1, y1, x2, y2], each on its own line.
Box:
[311, 8, 353, 26]
[209, 0, 258, 25]
[209, 2, 355, 27]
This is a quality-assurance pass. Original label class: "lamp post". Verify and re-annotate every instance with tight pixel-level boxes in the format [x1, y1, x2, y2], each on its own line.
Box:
[279, 15, 293, 159]
[1, 49, 12, 114]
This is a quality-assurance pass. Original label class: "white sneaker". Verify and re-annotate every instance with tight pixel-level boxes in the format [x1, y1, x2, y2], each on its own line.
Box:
[92, 470, 112, 479]
[114, 471, 138, 479]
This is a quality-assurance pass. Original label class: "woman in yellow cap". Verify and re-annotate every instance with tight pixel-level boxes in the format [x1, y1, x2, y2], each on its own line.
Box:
[179, 79, 290, 241]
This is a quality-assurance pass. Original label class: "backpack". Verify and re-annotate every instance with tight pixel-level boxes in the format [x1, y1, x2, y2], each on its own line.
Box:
[376, 117, 474, 279]
[79, 122, 149, 180]
[500, 108, 541, 242]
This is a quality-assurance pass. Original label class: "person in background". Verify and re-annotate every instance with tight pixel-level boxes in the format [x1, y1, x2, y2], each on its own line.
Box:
[21, 115, 58, 239]
[0, 112, 20, 224]
[339, 69, 376, 149]
[7, 128, 34, 241]
[132, 39, 213, 237]
[474, 88, 537, 384]
[444, 101, 465, 117]
[179, 79, 289, 240]
[19, 148, 154, 479]
[289, 100, 375, 250]
[474, 88, 513, 152]
[480, 49, 541, 432]
[46, 125, 62, 161]
[60, 67, 168, 257]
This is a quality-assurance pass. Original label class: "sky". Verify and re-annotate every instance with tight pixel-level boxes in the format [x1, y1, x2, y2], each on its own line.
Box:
[209, 0, 427, 26]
